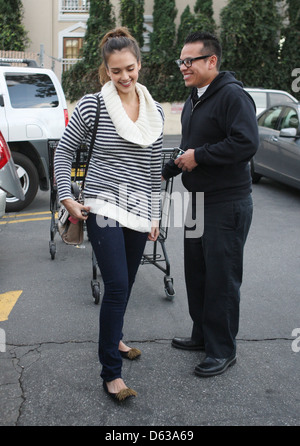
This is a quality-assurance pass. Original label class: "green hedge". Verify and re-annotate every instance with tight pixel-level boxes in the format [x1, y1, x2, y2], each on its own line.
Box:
[62, 0, 300, 103]
[0, 0, 29, 50]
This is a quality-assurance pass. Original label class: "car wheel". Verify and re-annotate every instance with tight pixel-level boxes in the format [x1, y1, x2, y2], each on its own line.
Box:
[250, 159, 262, 184]
[5, 152, 39, 212]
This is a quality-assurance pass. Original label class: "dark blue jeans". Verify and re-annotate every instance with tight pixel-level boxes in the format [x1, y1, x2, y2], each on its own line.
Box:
[184, 195, 253, 358]
[87, 214, 148, 382]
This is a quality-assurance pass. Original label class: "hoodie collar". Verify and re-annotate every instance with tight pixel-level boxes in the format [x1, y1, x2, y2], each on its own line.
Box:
[192, 71, 243, 102]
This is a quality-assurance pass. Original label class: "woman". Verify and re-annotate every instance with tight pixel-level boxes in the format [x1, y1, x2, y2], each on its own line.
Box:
[54, 27, 164, 401]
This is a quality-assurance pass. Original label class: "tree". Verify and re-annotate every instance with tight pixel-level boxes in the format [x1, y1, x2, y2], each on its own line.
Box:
[0, 0, 29, 50]
[176, 1, 216, 53]
[140, 0, 179, 102]
[170, 2, 217, 102]
[220, 0, 281, 88]
[120, 0, 144, 48]
[171, 6, 199, 101]
[81, 0, 115, 66]
[194, 0, 216, 34]
[62, 0, 115, 102]
[176, 5, 198, 53]
[149, 0, 177, 63]
[194, 0, 214, 17]
[279, 0, 300, 100]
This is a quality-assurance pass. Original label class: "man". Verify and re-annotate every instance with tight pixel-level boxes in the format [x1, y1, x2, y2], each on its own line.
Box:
[162, 31, 259, 377]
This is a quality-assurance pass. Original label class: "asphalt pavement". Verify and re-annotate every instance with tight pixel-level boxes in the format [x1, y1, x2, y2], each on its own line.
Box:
[1, 135, 300, 431]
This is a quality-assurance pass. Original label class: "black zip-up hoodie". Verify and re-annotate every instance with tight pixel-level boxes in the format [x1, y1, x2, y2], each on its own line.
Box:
[162, 71, 259, 204]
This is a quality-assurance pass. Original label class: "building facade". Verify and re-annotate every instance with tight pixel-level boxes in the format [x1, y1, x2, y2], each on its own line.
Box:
[20, 0, 227, 79]
[16, 0, 228, 133]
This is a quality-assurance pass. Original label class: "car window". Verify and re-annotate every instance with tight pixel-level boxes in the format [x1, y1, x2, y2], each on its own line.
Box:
[280, 107, 299, 130]
[269, 92, 295, 107]
[248, 92, 267, 110]
[5, 73, 59, 108]
[258, 106, 283, 129]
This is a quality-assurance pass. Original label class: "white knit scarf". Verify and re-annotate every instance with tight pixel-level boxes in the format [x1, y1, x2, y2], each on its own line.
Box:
[101, 81, 163, 148]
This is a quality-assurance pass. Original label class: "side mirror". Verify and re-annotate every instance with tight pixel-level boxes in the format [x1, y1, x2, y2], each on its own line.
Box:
[0, 95, 4, 107]
[279, 128, 297, 138]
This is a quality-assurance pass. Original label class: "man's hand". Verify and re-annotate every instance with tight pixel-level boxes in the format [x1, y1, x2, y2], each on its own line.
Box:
[174, 149, 197, 171]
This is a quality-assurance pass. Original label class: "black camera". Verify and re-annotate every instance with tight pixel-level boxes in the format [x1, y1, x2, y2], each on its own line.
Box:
[171, 147, 185, 160]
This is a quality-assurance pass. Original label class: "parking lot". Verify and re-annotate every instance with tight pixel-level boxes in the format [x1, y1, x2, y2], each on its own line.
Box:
[1, 136, 300, 428]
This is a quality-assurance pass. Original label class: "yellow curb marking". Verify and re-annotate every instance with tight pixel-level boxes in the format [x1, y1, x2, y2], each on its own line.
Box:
[0, 291, 23, 322]
[0, 211, 53, 225]
[2, 211, 51, 218]
[0, 217, 51, 224]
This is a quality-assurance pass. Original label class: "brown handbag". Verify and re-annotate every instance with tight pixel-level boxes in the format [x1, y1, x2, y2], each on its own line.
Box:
[57, 183, 84, 245]
[57, 95, 100, 245]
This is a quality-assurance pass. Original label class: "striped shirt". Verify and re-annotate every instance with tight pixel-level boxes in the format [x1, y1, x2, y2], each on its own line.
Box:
[54, 82, 164, 233]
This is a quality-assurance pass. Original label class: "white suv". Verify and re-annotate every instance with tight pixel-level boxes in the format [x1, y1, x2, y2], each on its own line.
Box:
[245, 88, 299, 115]
[0, 130, 24, 217]
[0, 58, 68, 211]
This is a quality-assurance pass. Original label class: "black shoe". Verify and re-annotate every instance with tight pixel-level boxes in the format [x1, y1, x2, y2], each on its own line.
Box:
[119, 348, 141, 360]
[194, 354, 236, 377]
[103, 381, 137, 402]
[172, 337, 205, 351]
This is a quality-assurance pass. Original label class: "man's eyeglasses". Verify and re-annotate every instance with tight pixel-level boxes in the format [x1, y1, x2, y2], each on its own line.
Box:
[175, 55, 212, 68]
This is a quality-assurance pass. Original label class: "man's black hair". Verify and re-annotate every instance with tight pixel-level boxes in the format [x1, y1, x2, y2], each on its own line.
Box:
[184, 31, 222, 70]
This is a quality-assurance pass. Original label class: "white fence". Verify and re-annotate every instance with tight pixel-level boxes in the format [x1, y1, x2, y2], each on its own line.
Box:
[0, 50, 41, 67]
[0, 50, 77, 81]
[61, 0, 90, 13]
[61, 58, 82, 72]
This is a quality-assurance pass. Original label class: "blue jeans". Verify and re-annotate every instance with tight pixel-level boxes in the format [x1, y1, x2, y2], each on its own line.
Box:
[87, 214, 148, 382]
[184, 195, 253, 358]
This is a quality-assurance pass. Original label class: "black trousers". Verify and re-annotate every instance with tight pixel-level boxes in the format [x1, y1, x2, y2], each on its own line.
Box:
[184, 195, 253, 358]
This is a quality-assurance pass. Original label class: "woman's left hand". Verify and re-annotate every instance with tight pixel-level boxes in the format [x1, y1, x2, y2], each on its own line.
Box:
[148, 221, 159, 241]
[61, 198, 90, 221]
